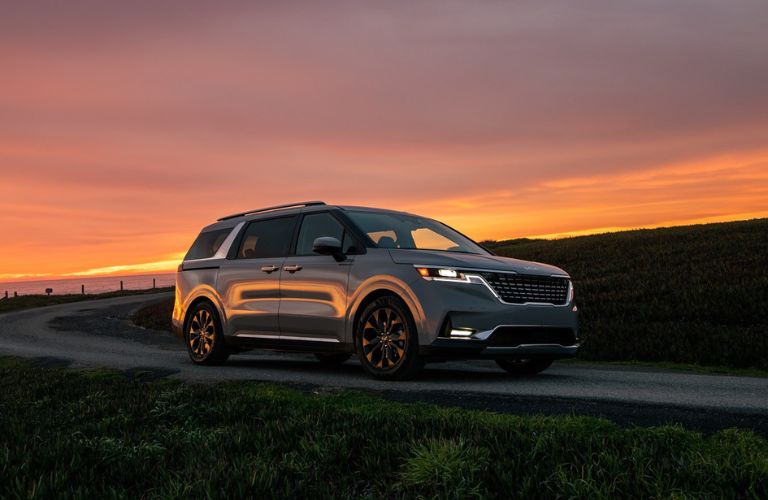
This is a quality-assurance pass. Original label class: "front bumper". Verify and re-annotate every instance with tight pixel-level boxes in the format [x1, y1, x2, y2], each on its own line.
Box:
[419, 325, 579, 360]
[408, 272, 580, 353]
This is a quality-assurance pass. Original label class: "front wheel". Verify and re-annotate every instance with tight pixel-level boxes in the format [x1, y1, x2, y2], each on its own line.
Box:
[185, 302, 229, 366]
[355, 296, 424, 380]
[496, 359, 553, 375]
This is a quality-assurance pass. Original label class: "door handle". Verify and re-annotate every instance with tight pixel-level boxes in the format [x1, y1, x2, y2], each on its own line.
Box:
[283, 265, 303, 273]
[260, 265, 279, 273]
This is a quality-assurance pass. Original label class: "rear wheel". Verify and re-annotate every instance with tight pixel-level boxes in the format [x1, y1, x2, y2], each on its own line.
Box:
[185, 302, 229, 366]
[314, 353, 351, 365]
[355, 296, 423, 380]
[496, 358, 552, 375]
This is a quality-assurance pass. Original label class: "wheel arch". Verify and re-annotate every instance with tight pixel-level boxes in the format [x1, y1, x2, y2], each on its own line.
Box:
[346, 279, 426, 347]
[181, 289, 227, 336]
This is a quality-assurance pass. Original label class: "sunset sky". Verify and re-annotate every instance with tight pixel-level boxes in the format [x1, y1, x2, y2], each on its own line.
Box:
[2, 1, 767, 280]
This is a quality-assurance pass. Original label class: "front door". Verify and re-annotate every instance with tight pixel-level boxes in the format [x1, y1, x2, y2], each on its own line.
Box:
[217, 215, 297, 339]
[279, 212, 355, 343]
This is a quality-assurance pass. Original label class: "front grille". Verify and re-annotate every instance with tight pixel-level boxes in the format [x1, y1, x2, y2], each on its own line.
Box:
[488, 327, 576, 347]
[480, 272, 569, 305]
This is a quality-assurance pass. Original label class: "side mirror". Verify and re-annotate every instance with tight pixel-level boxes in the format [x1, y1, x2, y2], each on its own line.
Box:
[312, 236, 345, 262]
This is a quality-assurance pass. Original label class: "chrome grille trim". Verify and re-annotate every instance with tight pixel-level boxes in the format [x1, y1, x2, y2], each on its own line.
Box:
[478, 272, 569, 305]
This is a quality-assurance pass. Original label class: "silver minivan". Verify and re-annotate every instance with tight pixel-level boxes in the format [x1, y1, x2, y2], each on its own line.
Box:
[172, 201, 579, 380]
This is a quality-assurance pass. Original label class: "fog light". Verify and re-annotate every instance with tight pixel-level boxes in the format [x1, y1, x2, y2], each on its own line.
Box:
[450, 328, 475, 338]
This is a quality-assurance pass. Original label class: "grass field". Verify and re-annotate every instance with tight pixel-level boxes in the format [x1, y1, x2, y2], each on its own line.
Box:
[1, 358, 766, 499]
[484, 218, 768, 370]
[0, 287, 174, 314]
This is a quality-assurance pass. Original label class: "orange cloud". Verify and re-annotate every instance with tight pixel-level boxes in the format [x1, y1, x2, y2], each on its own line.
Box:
[411, 151, 768, 241]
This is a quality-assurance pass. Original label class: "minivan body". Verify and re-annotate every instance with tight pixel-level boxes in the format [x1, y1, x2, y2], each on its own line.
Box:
[172, 201, 578, 379]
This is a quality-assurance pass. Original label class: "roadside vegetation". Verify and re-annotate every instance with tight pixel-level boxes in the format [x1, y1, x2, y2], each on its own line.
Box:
[0, 287, 174, 314]
[1, 358, 765, 498]
[485, 218, 768, 370]
[132, 298, 175, 331]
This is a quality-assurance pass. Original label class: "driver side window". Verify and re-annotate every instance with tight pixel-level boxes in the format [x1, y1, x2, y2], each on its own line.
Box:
[296, 212, 356, 255]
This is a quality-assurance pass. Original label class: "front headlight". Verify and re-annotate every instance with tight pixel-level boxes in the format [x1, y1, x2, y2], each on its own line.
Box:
[414, 267, 470, 282]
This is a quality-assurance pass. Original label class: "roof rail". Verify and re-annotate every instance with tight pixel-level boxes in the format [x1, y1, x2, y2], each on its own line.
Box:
[217, 201, 326, 221]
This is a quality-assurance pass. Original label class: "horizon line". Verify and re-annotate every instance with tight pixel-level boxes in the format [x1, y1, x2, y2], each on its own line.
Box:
[2, 213, 766, 283]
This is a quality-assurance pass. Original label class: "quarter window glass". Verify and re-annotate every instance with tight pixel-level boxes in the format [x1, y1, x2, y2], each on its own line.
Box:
[184, 228, 231, 260]
[296, 213, 345, 255]
[237, 217, 296, 259]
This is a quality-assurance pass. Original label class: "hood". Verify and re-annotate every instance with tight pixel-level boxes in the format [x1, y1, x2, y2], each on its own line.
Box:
[387, 249, 568, 277]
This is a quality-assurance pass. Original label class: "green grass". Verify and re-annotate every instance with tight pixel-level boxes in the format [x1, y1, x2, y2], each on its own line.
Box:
[0, 287, 174, 314]
[484, 218, 768, 370]
[0, 358, 766, 499]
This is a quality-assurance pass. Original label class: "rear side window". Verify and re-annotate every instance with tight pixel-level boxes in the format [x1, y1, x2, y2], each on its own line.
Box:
[236, 216, 297, 259]
[184, 228, 232, 261]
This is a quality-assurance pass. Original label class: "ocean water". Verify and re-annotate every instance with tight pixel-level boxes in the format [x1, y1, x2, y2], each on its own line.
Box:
[0, 273, 176, 296]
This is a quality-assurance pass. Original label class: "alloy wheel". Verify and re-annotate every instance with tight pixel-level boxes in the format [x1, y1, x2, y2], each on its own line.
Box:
[361, 307, 407, 370]
[188, 308, 215, 359]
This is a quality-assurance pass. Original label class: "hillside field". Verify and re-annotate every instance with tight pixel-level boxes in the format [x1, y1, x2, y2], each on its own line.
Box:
[484, 218, 768, 370]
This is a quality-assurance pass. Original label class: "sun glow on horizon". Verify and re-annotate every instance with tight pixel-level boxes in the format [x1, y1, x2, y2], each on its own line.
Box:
[0, 253, 185, 283]
[519, 213, 768, 240]
[3, 215, 767, 282]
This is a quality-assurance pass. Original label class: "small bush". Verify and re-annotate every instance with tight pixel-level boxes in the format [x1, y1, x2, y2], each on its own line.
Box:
[401, 438, 489, 498]
[132, 298, 174, 331]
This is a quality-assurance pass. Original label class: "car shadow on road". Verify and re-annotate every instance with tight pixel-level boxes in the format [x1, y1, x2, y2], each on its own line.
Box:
[222, 356, 569, 383]
[419, 365, 569, 382]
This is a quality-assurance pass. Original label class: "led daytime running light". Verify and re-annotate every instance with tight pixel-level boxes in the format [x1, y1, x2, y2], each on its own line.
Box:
[415, 267, 466, 281]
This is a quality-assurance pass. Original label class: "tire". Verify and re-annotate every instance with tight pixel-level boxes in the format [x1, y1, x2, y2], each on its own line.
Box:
[314, 353, 352, 365]
[184, 302, 229, 366]
[355, 295, 424, 380]
[496, 359, 553, 375]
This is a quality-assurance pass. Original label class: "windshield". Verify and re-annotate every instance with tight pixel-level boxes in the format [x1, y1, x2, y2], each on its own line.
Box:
[346, 211, 489, 255]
